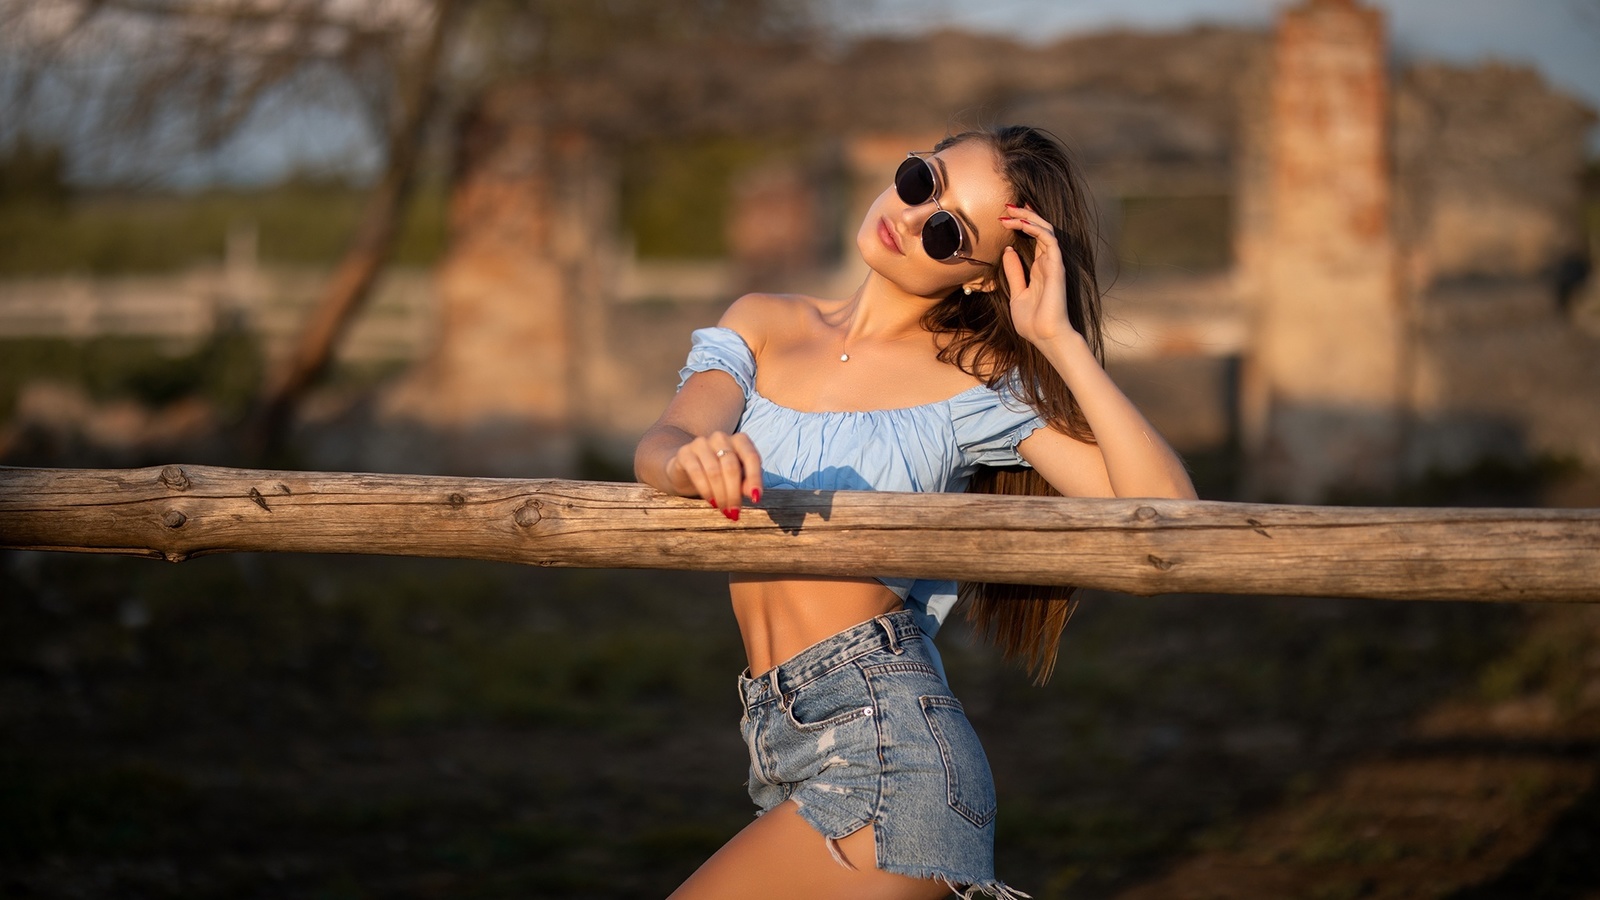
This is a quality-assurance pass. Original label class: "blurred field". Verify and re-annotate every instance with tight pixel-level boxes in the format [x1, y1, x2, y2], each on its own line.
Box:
[0, 181, 448, 278]
[7, 545, 1598, 899]
[0, 333, 263, 422]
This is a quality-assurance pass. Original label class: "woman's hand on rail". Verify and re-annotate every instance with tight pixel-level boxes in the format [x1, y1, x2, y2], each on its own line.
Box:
[664, 431, 763, 520]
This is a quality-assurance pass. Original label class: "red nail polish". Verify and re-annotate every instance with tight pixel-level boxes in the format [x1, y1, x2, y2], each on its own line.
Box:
[708, 498, 718, 508]
[728, 508, 740, 522]
[752, 489, 761, 504]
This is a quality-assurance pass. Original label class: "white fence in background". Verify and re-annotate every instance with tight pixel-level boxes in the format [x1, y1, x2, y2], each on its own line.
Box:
[0, 266, 438, 365]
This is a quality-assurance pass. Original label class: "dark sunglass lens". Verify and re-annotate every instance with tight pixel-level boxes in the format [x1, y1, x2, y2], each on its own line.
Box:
[894, 157, 935, 205]
[922, 211, 963, 260]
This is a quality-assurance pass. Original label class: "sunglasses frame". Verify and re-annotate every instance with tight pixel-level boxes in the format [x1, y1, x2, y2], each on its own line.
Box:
[894, 153, 986, 266]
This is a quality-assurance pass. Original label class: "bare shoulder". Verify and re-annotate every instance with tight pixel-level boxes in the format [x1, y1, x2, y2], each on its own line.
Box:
[717, 293, 827, 357]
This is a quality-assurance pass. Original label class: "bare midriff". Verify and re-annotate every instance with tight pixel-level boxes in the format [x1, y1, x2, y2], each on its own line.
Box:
[730, 574, 904, 677]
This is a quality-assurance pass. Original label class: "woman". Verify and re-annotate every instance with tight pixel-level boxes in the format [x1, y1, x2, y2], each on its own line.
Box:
[635, 126, 1196, 899]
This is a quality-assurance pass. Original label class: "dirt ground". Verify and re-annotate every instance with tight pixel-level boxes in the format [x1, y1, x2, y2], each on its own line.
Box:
[4, 541, 1598, 899]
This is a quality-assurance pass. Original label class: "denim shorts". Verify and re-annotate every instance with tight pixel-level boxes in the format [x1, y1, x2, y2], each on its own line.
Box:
[737, 610, 1023, 898]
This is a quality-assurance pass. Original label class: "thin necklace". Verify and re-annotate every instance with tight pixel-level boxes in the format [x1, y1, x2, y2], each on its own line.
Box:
[837, 293, 860, 362]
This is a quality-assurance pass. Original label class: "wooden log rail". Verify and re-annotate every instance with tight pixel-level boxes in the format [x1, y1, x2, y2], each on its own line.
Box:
[2, 464, 1599, 602]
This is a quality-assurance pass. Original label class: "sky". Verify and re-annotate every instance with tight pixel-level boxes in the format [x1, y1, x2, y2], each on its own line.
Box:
[852, 0, 1600, 144]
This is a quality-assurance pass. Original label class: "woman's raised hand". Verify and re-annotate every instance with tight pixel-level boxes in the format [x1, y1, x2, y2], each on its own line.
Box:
[666, 431, 763, 520]
[999, 204, 1079, 350]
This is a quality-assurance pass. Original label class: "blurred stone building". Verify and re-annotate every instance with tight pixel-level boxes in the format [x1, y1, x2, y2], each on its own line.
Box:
[370, 0, 1596, 499]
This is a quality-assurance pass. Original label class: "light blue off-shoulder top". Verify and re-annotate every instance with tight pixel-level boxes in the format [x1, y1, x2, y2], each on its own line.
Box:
[677, 326, 1046, 673]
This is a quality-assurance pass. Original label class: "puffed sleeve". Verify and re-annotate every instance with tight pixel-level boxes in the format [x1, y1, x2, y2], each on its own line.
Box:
[677, 326, 756, 398]
[950, 375, 1047, 468]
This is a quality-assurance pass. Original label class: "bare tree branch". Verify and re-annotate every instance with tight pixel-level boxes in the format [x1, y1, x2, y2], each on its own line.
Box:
[248, 0, 461, 455]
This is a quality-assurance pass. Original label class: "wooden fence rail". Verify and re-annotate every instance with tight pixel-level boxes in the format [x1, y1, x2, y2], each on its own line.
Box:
[2, 464, 1599, 602]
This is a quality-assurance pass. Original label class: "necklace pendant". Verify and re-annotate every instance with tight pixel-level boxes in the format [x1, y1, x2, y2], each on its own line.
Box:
[839, 353, 850, 362]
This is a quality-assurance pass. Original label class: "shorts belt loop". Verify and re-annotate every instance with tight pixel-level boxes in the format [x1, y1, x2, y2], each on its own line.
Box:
[877, 615, 903, 655]
[766, 667, 784, 707]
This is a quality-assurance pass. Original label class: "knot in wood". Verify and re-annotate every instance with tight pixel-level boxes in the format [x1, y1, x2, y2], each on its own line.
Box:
[514, 502, 542, 528]
[159, 466, 191, 490]
[1134, 505, 1159, 522]
[161, 509, 187, 528]
[448, 493, 466, 509]
[1146, 554, 1175, 571]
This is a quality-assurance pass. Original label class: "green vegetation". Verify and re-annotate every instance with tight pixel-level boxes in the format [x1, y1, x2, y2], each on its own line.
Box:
[975, 590, 1524, 895]
[1294, 811, 1407, 865]
[2, 549, 1536, 899]
[0, 139, 71, 207]
[0, 331, 263, 420]
[620, 137, 795, 259]
[1477, 615, 1595, 714]
[1, 554, 752, 897]
[0, 178, 448, 277]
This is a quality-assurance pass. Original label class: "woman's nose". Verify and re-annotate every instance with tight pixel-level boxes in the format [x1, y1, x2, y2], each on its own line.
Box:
[898, 198, 937, 230]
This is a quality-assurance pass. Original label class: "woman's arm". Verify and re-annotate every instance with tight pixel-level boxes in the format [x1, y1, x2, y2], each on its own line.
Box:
[1014, 339, 1197, 499]
[634, 367, 764, 519]
[1000, 207, 1197, 500]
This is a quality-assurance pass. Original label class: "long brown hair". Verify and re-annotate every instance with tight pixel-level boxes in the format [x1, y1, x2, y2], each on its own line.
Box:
[922, 125, 1105, 685]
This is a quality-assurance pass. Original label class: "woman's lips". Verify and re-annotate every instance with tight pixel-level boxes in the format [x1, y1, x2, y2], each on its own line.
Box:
[878, 217, 902, 254]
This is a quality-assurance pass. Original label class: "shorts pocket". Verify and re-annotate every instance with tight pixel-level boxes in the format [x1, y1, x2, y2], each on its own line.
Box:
[920, 695, 997, 828]
[782, 667, 877, 733]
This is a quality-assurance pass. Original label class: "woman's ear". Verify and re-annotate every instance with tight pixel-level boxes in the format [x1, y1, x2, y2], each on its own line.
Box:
[962, 274, 1001, 295]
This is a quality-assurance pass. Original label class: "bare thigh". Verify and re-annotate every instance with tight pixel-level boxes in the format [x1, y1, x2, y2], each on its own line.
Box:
[668, 800, 952, 900]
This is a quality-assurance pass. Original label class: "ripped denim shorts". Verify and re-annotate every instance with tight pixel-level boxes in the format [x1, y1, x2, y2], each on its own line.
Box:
[737, 610, 1022, 898]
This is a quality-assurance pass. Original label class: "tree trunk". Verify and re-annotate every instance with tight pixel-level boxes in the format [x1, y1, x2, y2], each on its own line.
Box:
[248, 0, 459, 456]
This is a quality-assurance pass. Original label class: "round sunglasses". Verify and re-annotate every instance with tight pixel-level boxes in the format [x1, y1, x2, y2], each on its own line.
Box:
[894, 153, 984, 265]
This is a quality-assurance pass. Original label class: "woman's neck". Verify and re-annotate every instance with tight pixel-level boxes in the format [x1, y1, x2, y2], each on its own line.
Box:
[835, 273, 941, 344]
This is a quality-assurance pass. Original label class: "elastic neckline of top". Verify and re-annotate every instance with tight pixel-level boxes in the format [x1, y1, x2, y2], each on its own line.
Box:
[701, 325, 996, 415]
[748, 383, 992, 417]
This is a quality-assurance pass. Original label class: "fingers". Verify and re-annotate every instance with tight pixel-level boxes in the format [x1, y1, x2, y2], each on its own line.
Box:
[669, 432, 762, 520]
[733, 433, 764, 505]
[1002, 245, 1028, 295]
[710, 437, 743, 517]
[1000, 204, 1061, 257]
[999, 205, 1072, 346]
[1000, 204, 1065, 296]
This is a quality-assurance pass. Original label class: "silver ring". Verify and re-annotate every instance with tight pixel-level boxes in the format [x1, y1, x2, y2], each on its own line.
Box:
[715, 449, 726, 458]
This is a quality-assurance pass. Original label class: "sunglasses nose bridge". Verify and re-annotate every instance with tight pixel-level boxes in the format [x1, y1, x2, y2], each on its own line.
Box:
[890, 195, 934, 233]
[904, 203, 946, 249]
[893, 182, 936, 213]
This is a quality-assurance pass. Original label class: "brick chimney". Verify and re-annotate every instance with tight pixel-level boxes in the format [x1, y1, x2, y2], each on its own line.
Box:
[1243, 0, 1404, 502]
